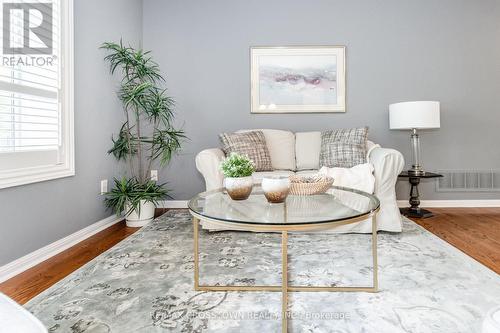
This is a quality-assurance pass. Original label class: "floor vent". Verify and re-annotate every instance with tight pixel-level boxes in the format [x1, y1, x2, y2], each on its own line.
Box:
[436, 170, 500, 192]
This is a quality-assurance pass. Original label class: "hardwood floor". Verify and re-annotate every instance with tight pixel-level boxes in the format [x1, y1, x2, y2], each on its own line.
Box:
[0, 209, 167, 305]
[0, 221, 139, 305]
[412, 207, 500, 275]
[0, 208, 498, 305]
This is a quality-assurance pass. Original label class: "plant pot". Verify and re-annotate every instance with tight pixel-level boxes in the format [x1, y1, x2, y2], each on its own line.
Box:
[224, 176, 253, 200]
[125, 200, 155, 227]
[262, 176, 290, 204]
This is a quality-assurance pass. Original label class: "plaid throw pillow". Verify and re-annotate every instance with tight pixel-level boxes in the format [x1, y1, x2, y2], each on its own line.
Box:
[219, 131, 273, 171]
[320, 127, 368, 168]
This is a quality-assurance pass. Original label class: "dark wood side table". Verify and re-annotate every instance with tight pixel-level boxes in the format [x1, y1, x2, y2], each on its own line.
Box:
[398, 171, 443, 218]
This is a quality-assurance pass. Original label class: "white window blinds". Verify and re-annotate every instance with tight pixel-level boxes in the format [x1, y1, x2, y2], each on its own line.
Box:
[0, 0, 73, 188]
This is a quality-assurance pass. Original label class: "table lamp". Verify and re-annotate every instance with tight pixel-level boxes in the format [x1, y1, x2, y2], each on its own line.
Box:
[389, 101, 440, 175]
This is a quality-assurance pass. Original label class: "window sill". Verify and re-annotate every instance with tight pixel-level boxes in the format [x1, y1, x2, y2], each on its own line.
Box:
[0, 164, 75, 189]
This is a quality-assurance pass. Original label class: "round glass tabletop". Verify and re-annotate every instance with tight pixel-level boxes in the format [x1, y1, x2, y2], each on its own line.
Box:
[188, 185, 380, 226]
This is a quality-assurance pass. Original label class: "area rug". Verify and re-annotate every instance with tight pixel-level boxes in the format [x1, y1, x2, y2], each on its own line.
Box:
[26, 210, 500, 332]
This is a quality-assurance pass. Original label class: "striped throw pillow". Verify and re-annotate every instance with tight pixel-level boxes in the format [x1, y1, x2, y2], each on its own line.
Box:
[219, 131, 273, 171]
[320, 127, 368, 168]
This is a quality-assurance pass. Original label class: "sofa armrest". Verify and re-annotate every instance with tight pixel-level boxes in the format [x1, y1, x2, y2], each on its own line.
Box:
[195, 148, 225, 191]
[369, 147, 404, 193]
[368, 146, 405, 232]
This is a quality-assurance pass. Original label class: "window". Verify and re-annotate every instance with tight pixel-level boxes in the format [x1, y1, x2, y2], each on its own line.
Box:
[0, 0, 73, 188]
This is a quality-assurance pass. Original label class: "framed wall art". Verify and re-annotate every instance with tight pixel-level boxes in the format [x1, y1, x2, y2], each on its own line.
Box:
[250, 46, 346, 113]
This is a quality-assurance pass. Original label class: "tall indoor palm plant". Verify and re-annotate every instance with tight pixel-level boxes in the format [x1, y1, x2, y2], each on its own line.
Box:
[101, 41, 185, 226]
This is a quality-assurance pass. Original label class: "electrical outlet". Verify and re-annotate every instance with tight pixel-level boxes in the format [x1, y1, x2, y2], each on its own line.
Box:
[100, 179, 108, 195]
[151, 170, 158, 181]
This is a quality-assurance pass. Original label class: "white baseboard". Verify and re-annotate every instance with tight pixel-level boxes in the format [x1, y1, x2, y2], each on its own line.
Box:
[0, 215, 122, 283]
[160, 200, 188, 208]
[397, 200, 500, 208]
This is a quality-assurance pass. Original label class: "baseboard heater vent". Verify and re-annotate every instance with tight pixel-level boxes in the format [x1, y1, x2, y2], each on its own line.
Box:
[436, 169, 500, 192]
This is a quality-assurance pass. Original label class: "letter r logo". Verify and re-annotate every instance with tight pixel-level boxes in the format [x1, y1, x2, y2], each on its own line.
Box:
[3, 2, 53, 54]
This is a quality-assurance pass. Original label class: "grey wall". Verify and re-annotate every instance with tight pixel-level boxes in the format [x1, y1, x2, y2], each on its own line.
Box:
[143, 0, 500, 201]
[0, 0, 143, 266]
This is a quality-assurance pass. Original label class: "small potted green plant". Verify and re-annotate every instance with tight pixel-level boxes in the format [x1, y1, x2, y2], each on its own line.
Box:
[220, 153, 255, 200]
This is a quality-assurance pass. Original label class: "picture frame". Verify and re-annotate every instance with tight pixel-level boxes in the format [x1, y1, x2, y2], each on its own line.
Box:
[250, 46, 346, 113]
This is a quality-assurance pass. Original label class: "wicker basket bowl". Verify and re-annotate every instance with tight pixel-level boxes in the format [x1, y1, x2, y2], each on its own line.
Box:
[289, 175, 334, 196]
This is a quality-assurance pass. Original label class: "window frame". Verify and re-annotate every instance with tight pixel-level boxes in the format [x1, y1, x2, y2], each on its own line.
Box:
[0, 0, 74, 189]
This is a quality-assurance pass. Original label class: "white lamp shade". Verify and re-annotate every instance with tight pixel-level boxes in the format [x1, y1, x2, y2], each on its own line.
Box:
[389, 101, 440, 129]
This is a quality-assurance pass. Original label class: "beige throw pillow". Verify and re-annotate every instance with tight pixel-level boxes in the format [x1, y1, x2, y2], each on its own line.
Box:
[295, 131, 321, 170]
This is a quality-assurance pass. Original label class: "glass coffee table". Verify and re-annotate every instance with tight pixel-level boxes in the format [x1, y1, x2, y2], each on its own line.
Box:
[188, 185, 380, 332]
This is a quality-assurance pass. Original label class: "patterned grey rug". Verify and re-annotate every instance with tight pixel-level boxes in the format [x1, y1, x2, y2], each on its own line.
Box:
[26, 210, 500, 332]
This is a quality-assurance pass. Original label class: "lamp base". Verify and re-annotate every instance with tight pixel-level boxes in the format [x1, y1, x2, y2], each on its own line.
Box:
[409, 129, 426, 177]
[400, 207, 435, 219]
[408, 168, 425, 176]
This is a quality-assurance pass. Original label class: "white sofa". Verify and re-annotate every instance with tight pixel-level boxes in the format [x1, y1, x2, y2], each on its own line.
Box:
[195, 129, 405, 233]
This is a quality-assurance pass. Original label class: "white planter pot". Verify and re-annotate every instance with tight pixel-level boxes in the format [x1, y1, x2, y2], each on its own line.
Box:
[125, 200, 155, 227]
[224, 176, 253, 200]
[262, 176, 291, 203]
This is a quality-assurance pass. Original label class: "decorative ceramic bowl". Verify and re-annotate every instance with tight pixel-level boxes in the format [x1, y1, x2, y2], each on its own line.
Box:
[261, 176, 290, 203]
[224, 176, 253, 200]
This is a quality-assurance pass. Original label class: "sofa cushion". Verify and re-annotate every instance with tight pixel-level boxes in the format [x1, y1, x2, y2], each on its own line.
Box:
[219, 131, 273, 171]
[295, 169, 320, 177]
[237, 129, 296, 170]
[320, 127, 368, 168]
[295, 131, 321, 170]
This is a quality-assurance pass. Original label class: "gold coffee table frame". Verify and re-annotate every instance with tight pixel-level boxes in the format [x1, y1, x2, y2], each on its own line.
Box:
[189, 191, 379, 333]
